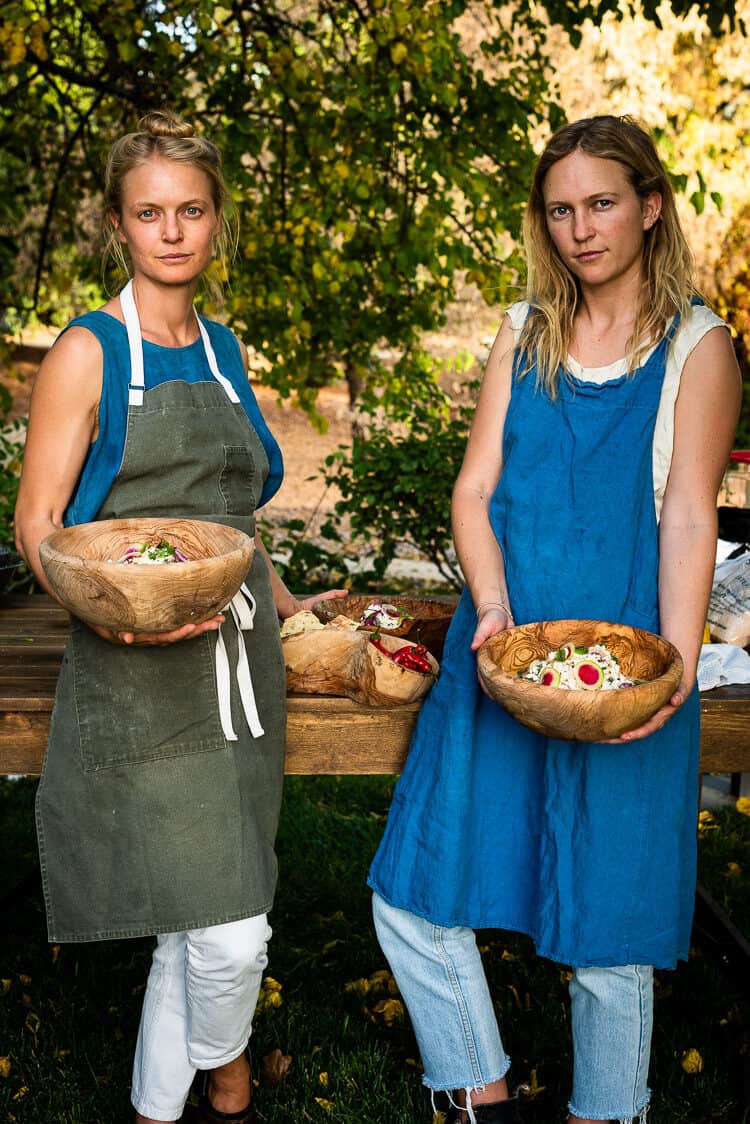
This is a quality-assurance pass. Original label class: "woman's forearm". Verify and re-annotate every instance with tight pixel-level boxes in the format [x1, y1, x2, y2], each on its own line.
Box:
[452, 485, 510, 610]
[15, 513, 62, 599]
[254, 531, 297, 619]
[658, 514, 718, 691]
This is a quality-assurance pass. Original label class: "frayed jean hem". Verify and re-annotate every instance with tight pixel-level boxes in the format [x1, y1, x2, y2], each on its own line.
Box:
[567, 1096, 650, 1123]
[422, 1061, 511, 1092]
[428, 1071, 513, 1124]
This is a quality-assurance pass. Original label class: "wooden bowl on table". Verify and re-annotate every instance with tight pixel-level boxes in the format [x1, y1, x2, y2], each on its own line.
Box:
[283, 626, 439, 707]
[39, 517, 254, 634]
[313, 594, 455, 658]
[476, 619, 683, 742]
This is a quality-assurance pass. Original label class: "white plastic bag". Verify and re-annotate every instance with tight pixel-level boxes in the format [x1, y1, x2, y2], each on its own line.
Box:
[707, 550, 750, 646]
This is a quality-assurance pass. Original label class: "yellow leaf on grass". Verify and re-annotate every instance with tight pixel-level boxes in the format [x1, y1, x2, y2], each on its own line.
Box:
[345, 977, 370, 996]
[681, 1048, 704, 1074]
[318, 1071, 329, 1087]
[315, 1097, 334, 1112]
[0, 1057, 11, 1078]
[373, 998, 404, 1026]
[12, 1086, 27, 1101]
[1, 980, 11, 995]
[727, 861, 742, 876]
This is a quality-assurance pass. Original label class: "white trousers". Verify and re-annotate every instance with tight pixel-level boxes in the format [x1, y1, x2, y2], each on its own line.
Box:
[130, 915, 271, 1121]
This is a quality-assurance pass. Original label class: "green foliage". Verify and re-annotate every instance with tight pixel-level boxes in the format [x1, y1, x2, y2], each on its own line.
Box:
[0, 0, 561, 418]
[0, 391, 26, 547]
[712, 201, 750, 447]
[697, 803, 750, 933]
[538, 0, 744, 44]
[324, 352, 476, 591]
[260, 515, 353, 595]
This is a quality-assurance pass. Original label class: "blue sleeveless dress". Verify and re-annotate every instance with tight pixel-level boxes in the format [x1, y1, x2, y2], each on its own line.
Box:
[368, 318, 700, 970]
[62, 310, 283, 525]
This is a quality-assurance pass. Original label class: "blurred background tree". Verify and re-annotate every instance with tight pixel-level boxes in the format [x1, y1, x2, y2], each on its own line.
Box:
[1, 0, 745, 412]
[1, 0, 748, 573]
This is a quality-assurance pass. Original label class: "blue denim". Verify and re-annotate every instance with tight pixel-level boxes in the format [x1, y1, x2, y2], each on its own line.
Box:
[373, 894, 652, 1122]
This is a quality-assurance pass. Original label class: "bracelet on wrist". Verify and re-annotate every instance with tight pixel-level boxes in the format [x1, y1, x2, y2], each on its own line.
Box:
[476, 600, 511, 618]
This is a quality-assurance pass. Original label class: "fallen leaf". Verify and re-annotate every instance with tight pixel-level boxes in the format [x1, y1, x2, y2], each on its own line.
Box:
[260, 1047, 292, 1086]
[314, 1097, 334, 1113]
[681, 1048, 704, 1074]
[0, 1057, 11, 1078]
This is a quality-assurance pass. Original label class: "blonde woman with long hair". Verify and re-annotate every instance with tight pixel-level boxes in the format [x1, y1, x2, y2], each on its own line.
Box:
[15, 110, 345, 1124]
[368, 116, 741, 1123]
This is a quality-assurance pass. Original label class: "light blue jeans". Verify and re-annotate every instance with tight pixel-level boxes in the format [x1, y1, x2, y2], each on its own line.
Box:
[373, 894, 652, 1123]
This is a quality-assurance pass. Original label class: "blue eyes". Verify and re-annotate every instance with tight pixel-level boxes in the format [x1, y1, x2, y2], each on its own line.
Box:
[549, 199, 614, 219]
[137, 207, 204, 220]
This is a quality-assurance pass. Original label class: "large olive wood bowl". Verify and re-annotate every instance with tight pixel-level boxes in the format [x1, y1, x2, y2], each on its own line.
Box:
[39, 518, 254, 633]
[477, 619, 683, 742]
[313, 595, 455, 658]
[283, 627, 439, 706]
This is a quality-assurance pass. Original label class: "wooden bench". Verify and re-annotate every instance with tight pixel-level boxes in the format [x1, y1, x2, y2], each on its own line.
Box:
[2, 595, 750, 777]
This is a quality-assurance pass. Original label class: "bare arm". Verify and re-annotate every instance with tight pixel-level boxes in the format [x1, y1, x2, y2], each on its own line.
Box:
[14, 327, 102, 595]
[615, 325, 741, 741]
[452, 315, 515, 649]
[15, 328, 224, 646]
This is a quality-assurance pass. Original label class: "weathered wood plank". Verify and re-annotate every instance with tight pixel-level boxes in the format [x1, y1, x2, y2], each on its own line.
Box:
[2, 595, 750, 779]
[285, 697, 419, 774]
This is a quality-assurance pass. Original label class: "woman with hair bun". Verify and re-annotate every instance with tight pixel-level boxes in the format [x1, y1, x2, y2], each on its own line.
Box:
[368, 116, 741, 1122]
[15, 109, 345, 1124]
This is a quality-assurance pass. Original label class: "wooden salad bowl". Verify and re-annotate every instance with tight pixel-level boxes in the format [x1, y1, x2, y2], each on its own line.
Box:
[39, 517, 254, 634]
[313, 594, 455, 658]
[477, 619, 683, 742]
[283, 627, 439, 706]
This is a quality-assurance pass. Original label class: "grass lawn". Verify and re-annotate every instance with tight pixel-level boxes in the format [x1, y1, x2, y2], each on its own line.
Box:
[1, 775, 749, 1123]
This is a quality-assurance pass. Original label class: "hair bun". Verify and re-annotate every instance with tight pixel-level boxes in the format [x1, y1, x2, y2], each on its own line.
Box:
[137, 110, 194, 139]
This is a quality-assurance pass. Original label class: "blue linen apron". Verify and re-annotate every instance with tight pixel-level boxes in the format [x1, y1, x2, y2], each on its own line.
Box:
[369, 318, 700, 970]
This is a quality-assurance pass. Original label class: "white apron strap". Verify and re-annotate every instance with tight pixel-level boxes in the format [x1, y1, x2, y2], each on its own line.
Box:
[215, 585, 264, 741]
[119, 279, 240, 406]
[196, 316, 240, 403]
[120, 280, 145, 407]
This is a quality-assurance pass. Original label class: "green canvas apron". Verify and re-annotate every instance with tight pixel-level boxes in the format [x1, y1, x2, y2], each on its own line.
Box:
[36, 284, 286, 942]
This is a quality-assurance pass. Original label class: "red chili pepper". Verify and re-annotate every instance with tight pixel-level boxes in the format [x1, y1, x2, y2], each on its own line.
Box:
[370, 636, 432, 674]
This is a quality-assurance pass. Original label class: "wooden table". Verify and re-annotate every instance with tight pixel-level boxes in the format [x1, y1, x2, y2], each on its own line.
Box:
[2, 595, 750, 777]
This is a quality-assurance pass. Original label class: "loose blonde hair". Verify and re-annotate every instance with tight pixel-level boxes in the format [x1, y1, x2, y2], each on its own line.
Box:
[518, 114, 697, 395]
[102, 109, 238, 300]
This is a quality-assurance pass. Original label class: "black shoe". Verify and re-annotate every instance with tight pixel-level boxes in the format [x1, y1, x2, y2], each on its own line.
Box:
[193, 1047, 256, 1124]
[445, 1096, 521, 1123]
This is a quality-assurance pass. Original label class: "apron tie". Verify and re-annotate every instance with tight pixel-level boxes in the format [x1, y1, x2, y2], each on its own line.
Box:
[215, 584, 265, 741]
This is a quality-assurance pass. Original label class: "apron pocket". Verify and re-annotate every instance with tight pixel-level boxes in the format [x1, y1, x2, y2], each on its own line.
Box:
[71, 622, 226, 773]
[220, 446, 256, 515]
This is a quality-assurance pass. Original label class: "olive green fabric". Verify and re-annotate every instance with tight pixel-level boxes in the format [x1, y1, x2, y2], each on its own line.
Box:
[36, 380, 286, 942]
